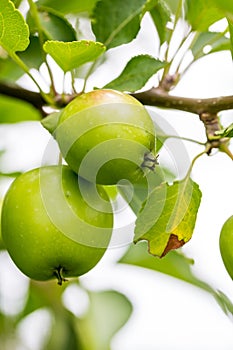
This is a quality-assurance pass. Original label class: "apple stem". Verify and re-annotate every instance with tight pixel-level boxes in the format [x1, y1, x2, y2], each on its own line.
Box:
[141, 152, 159, 171]
[54, 266, 67, 286]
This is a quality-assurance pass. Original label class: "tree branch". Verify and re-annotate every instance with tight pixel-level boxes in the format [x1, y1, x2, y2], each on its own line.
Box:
[1, 82, 233, 117]
[132, 88, 233, 115]
[0, 82, 46, 110]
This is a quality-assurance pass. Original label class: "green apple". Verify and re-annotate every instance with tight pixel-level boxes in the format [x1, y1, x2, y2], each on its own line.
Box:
[219, 215, 233, 280]
[0, 199, 5, 250]
[1, 165, 113, 284]
[52, 89, 157, 185]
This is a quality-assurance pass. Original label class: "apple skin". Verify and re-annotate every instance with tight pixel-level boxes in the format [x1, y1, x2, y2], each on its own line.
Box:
[54, 89, 156, 185]
[219, 215, 233, 280]
[0, 199, 5, 250]
[1, 165, 113, 284]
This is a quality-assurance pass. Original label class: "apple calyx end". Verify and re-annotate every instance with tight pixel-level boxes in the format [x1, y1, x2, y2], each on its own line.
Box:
[141, 152, 159, 171]
[54, 266, 68, 286]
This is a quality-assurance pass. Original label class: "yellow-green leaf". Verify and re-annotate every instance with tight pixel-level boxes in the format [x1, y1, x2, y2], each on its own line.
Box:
[43, 40, 106, 72]
[0, 0, 29, 54]
[135, 177, 202, 257]
[215, 123, 233, 138]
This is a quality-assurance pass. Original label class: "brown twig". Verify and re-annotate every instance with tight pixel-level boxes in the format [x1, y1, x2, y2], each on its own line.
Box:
[132, 87, 233, 115]
[0, 82, 45, 110]
[1, 82, 233, 118]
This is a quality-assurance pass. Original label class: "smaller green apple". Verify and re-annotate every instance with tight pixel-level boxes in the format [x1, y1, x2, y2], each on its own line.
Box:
[0, 199, 5, 250]
[219, 215, 233, 280]
[1, 165, 113, 284]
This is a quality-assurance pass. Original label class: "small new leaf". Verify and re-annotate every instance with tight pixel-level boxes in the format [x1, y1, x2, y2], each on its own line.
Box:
[135, 177, 202, 257]
[215, 123, 233, 138]
[104, 55, 166, 92]
[0, 0, 29, 54]
[43, 40, 106, 72]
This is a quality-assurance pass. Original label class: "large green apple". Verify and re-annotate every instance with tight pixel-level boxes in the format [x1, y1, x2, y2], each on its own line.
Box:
[219, 215, 233, 280]
[52, 89, 157, 185]
[1, 165, 113, 284]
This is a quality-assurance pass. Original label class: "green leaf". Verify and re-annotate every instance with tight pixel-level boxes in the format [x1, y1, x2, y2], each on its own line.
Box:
[215, 123, 233, 137]
[17, 281, 65, 324]
[119, 241, 233, 317]
[47, 310, 84, 350]
[0, 149, 5, 158]
[135, 177, 202, 257]
[214, 290, 233, 317]
[19, 284, 51, 319]
[18, 285, 84, 350]
[120, 242, 202, 287]
[212, 0, 233, 18]
[41, 110, 61, 134]
[37, 0, 99, 15]
[163, 0, 180, 13]
[0, 95, 41, 123]
[12, 0, 23, 7]
[155, 126, 170, 152]
[0, 0, 30, 54]
[27, 10, 76, 42]
[117, 125, 175, 216]
[84, 290, 132, 350]
[40, 12, 76, 41]
[103, 55, 166, 92]
[190, 32, 230, 60]
[208, 37, 231, 53]
[145, 0, 171, 44]
[118, 167, 174, 216]
[0, 171, 22, 177]
[185, 0, 225, 31]
[43, 40, 106, 72]
[18, 36, 44, 69]
[0, 37, 44, 79]
[103, 185, 118, 201]
[0, 57, 24, 82]
[92, 0, 147, 49]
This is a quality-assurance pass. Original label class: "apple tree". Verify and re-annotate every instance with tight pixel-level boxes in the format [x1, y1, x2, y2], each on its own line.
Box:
[0, 0, 233, 348]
